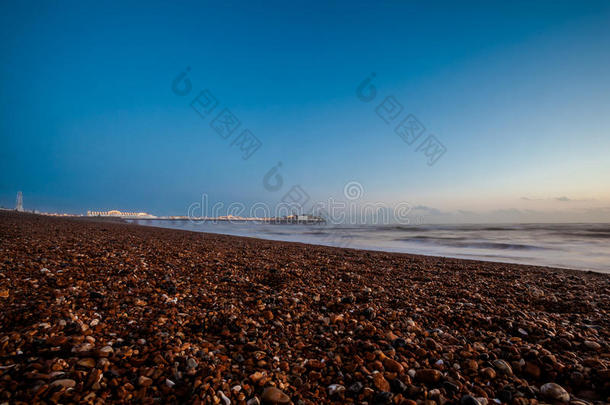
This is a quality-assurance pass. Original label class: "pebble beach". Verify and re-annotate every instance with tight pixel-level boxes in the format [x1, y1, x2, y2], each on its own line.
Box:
[0, 211, 608, 404]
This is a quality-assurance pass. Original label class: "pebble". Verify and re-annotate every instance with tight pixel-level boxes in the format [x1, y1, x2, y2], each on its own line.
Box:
[50, 379, 76, 388]
[492, 359, 513, 376]
[460, 395, 481, 405]
[373, 372, 391, 391]
[250, 371, 266, 384]
[390, 378, 407, 393]
[347, 381, 364, 395]
[261, 387, 291, 405]
[97, 345, 113, 357]
[392, 338, 407, 348]
[77, 358, 96, 368]
[480, 367, 496, 379]
[540, 382, 570, 402]
[524, 361, 540, 378]
[138, 376, 152, 387]
[363, 307, 376, 320]
[73, 342, 93, 354]
[416, 368, 442, 383]
[373, 391, 393, 404]
[218, 390, 231, 405]
[583, 340, 601, 351]
[429, 388, 440, 398]
[383, 357, 404, 373]
[328, 384, 345, 396]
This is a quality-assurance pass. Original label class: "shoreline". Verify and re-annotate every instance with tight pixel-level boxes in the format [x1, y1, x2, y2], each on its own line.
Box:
[0, 211, 608, 404]
[10, 211, 609, 274]
[128, 218, 608, 276]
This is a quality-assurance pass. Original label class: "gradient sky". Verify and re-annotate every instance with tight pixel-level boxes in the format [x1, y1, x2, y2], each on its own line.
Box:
[1, 1, 609, 222]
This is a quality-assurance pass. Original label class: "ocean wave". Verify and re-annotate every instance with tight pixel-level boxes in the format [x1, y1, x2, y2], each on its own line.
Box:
[302, 231, 330, 235]
[552, 230, 610, 239]
[394, 236, 468, 241]
[395, 237, 550, 251]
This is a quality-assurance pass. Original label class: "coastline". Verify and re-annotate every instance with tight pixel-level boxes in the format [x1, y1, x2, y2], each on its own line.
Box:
[129, 219, 610, 274]
[0, 211, 608, 403]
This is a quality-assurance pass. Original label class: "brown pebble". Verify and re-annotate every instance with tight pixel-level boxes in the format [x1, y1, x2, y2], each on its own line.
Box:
[250, 371, 267, 385]
[77, 358, 96, 368]
[97, 345, 113, 358]
[492, 359, 513, 376]
[373, 372, 390, 391]
[50, 379, 76, 389]
[47, 336, 68, 346]
[480, 367, 496, 379]
[416, 369, 442, 383]
[138, 376, 153, 387]
[261, 387, 291, 405]
[583, 340, 601, 351]
[383, 358, 404, 373]
[540, 382, 570, 402]
[524, 362, 541, 378]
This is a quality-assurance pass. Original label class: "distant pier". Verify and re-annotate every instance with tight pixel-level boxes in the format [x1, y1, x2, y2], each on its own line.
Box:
[87, 210, 326, 224]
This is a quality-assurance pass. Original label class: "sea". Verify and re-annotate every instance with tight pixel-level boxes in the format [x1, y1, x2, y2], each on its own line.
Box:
[128, 220, 610, 273]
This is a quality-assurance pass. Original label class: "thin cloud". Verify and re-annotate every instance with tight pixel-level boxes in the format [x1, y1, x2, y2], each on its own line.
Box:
[412, 205, 443, 215]
[522, 196, 593, 202]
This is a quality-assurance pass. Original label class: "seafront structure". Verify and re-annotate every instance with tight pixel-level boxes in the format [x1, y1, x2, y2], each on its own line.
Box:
[15, 192, 23, 212]
[86, 210, 156, 219]
[269, 214, 325, 224]
[86, 210, 325, 224]
[185, 214, 326, 224]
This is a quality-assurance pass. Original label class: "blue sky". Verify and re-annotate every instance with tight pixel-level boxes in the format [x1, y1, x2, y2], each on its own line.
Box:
[1, 1, 609, 222]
